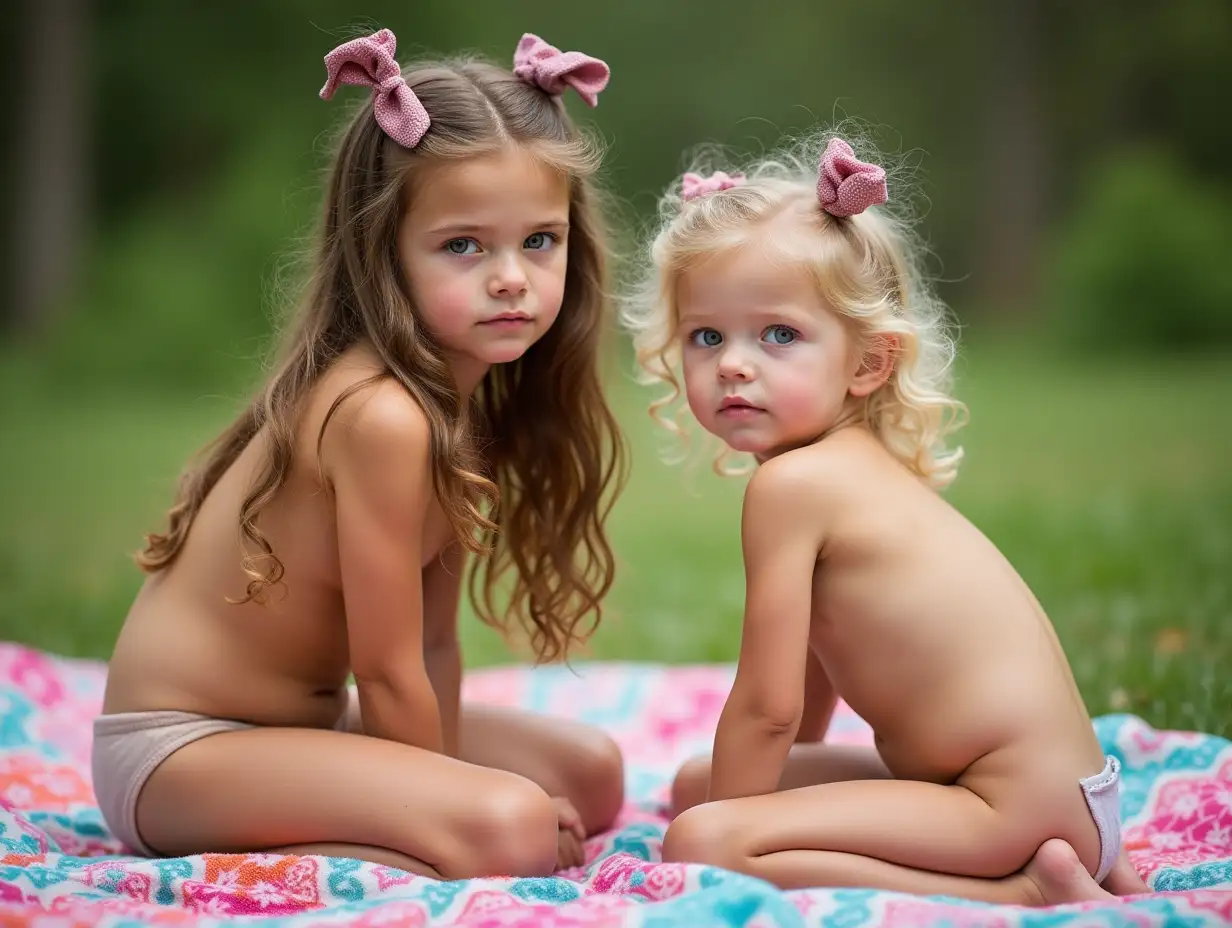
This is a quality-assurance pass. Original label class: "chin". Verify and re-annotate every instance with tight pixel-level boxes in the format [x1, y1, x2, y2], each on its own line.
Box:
[719, 431, 774, 456]
[480, 343, 537, 365]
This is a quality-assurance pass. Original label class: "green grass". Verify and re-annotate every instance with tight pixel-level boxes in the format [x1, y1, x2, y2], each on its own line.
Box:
[1, 343, 1229, 738]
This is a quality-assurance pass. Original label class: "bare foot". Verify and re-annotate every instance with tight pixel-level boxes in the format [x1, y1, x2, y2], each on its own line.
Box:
[1100, 848, 1152, 896]
[1022, 839, 1120, 907]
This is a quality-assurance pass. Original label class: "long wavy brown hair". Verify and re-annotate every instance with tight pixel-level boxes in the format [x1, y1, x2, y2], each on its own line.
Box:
[136, 47, 628, 662]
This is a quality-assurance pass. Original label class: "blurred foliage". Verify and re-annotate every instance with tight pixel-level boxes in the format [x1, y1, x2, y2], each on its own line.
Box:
[34, 126, 318, 394]
[3, 0, 1230, 394]
[1046, 146, 1232, 352]
[3, 349, 1230, 736]
[0, 1, 1229, 738]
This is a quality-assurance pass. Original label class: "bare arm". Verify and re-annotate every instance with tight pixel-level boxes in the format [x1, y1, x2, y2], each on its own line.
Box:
[422, 542, 465, 758]
[708, 456, 825, 801]
[796, 650, 838, 744]
[328, 385, 443, 753]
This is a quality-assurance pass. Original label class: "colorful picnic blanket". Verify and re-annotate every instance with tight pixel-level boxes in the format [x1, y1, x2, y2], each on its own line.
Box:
[0, 642, 1228, 926]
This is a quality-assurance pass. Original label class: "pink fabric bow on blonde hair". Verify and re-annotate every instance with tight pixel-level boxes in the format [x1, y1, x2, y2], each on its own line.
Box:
[513, 33, 610, 107]
[681, 171, 746, 202]
[817, 138, 887, 217]
[319, 29, 431, 148]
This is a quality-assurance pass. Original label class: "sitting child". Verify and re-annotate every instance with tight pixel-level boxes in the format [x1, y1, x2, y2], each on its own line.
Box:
[92, 27, 626, 877]
[621, 131, 1152, 905]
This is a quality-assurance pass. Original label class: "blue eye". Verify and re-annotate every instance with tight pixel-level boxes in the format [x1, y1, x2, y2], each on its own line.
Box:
[445, 238, 479, 255]
[763, 325, 798, 345]
[689, 328, 723, 348]
[524, 232, 557, 251]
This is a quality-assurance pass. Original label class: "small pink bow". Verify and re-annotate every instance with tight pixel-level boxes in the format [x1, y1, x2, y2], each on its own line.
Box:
[817, 138, 887, 217]
[513, 33, 610, 108]
[681, 171, 746, 202]
[320, 29, 431, 148]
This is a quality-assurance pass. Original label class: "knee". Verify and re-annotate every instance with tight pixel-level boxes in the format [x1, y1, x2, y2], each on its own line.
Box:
[668, 755, 711, 819]
[565, 729, 625, 833]
[441, 776, 558, 879]
[660, 803, 740, 870]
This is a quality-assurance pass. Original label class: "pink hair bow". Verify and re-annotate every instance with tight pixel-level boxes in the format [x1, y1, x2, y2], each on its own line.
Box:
[817, 138, 887, 217]
[681, 171, 746, 202]
[319, 29, 431, 148]
[513, 33, 610, 108]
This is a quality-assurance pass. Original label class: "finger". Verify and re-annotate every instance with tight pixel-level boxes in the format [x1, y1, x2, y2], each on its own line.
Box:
[566, 813, 586, 842]
[557, 832, 583, 870]
[554, 799, 585, 839]
[566, 833, 585, 868]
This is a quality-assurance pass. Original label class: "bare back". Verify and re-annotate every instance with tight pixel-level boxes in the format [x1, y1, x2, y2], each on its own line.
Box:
[102, 343, 455, 728]
[669, 426, 1139, 899]
[719, 426, 1098, 798]
[745, 428, 1105, 789]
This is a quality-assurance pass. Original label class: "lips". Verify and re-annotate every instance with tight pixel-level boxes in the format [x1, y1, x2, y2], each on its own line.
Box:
[481, 312, 532, 324]
[718, 396, 764, 417]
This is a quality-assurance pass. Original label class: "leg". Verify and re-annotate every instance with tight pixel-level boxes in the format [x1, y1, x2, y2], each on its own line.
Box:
[342, 690, 623, 834]
[707, 839, 1114, 905]
[1101, 846, 1151, 896]
[670, 744, 890, 818]
[137, 727, 559, 879]
[663, 778, 1093, 890]
[263, 843, 436, 874]
[458, 705, 624, 836]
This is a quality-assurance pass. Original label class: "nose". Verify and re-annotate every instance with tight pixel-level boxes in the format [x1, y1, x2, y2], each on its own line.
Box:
[716, 345, 753, 381]
[488, 252, 529, 299]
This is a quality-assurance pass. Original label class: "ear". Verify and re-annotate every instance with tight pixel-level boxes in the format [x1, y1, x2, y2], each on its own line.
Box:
[848, 334, 899, 397]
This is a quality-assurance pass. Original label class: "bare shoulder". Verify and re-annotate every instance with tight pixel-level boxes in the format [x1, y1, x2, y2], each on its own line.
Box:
[316, 368, 433, 488]
[744, 433, 870, 519]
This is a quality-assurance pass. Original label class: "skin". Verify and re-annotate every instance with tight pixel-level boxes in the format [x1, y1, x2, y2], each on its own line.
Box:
[100, 147, 622, 878]
[659, 236, 1151, 904]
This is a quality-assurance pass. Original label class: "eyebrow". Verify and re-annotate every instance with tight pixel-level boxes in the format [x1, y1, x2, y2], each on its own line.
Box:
[679, 305, 815, 325]
[425, 219, 571, 236]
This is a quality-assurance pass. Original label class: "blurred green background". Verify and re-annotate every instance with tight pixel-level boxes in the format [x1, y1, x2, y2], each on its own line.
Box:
[1, 2, 1229, 737]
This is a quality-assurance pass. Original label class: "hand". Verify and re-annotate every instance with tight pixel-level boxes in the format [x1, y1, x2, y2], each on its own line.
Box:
[552, 796, 586, 870]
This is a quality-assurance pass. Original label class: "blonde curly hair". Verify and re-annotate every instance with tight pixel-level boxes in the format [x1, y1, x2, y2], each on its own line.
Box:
[620, 129, 967, 489]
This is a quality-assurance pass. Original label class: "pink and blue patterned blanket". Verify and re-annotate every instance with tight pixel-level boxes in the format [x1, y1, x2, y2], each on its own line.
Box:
[0, 642, 1228, 926]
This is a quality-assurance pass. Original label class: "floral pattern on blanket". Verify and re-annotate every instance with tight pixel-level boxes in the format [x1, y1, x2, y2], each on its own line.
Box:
[0, 643, 1229, 926]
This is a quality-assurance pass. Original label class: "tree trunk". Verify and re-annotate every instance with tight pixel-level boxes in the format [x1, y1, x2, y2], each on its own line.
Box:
[6, 0, 87, 335]
[979, 0, 1046, 315]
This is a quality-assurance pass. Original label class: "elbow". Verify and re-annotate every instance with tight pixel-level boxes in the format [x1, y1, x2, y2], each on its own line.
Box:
[352, 667, 435, 715]
[351, 646, 431, 694]
[731, 691, 802, 738]
[352, 664, 416, 691]
[753, 706, 802, 738]
[423, 637, 460, 665]
[352, 672, 441, 752]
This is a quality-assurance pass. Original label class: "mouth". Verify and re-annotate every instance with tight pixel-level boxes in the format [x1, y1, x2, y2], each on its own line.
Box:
[481, 311, 532, 325]
[718, 396, 765, 417]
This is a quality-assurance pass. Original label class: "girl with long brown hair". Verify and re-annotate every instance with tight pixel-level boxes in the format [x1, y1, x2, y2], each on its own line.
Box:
[91, 26, 628, 879]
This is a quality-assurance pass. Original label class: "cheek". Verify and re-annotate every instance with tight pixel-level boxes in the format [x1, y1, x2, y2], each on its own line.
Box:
[681, 355, 715, 414]
[681, 352, 708, 390]
[531, 255, 568, 319]
[769, 352, 833, 414]
[408, 261, 476, 338]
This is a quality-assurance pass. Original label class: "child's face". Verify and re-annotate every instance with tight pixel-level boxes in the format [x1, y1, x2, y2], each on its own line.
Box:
[399, 146, 571, 389]
[676, 243, 864, 461]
